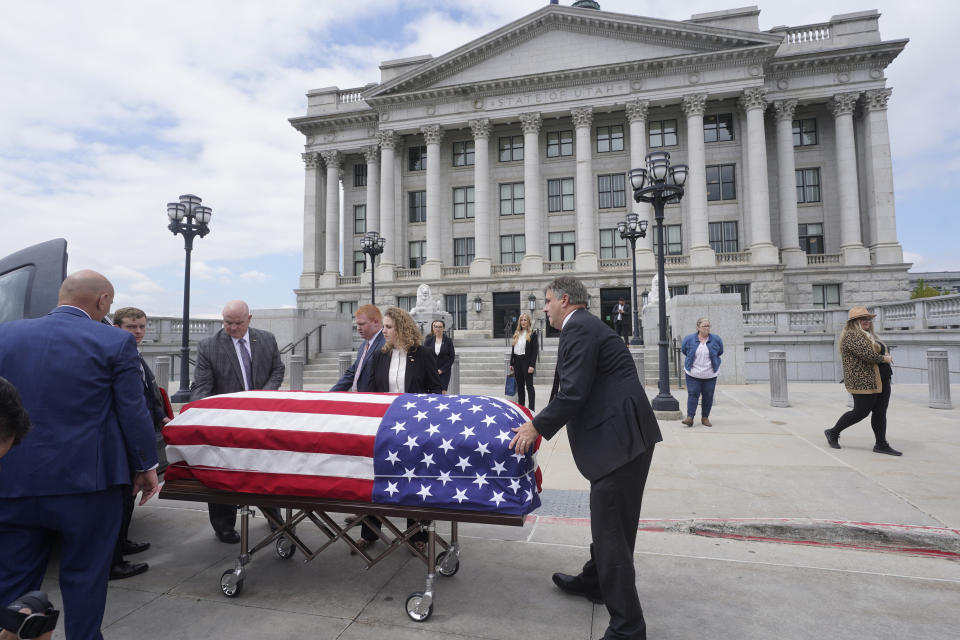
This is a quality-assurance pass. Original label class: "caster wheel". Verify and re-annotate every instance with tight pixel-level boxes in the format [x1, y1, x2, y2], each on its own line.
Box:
[436, 551, 459, 577]
[405, 591, 433, 621]
[276, 536, 296, 559]
[220, 570, 244, 598]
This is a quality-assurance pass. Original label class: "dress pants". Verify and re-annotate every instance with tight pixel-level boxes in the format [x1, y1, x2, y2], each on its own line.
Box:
[209, 503, 283, 534]
[513, 355, 536, 411]
[579, 446, 655, 640]
[112, 484, 134, 565]
[0, 486, 123, 640]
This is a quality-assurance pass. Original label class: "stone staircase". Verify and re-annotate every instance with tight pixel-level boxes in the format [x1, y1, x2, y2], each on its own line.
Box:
[295, 339, 673, 391]
[298, 340, 561, 390]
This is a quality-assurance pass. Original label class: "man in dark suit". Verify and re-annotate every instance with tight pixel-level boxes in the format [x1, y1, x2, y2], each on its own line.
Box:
[330, 304, 384, 393]
[191, 299, 285, 543]
[0, 270, 159, 640]
[109, 307, 171, 580]
[330, 304, 384, 550]
[511, 276, 661, 640]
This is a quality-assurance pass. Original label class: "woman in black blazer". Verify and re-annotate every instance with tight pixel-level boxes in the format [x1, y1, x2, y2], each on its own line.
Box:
[368, 307, 441, 554]
[509, 312, 539, 411]
[422, 319, 455, 393]
[369, 307, 442, 395]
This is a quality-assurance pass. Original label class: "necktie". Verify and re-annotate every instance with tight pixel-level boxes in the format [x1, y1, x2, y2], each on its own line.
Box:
[238, 338, 254, 390]
[351, 341, 370, 392]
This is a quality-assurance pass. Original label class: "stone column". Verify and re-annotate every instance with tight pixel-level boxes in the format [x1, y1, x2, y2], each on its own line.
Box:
[300, 152, 323, 288]
[831, 92, 870, 265]
[681, 94, 714, 267]
[319, 150, 342, 285]
[364, 145, 380, 234]
[420, 124, 444, 279]
[572, 106, 598, 272]
[862, 88, 903, 264]
[626, 99, 654, 270]
[520, 112, 544, 274]
[470, 118, 492, 277]
[740, 88, 778, 265]
[773, 99, 805, 268]
[376, 130, 398, 280]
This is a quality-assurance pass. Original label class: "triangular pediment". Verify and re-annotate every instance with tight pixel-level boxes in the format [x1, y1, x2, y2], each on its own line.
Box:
[366, 5, 781, 100]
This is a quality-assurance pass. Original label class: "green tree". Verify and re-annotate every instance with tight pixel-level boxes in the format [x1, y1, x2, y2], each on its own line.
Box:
[910, 279, 943, 299]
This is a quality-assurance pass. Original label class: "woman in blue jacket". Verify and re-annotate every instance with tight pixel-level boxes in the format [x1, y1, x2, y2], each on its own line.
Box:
[680, 317, 723, 427]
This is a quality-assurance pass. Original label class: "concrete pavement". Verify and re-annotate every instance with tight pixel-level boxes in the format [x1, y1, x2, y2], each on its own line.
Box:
[39, 382, 960, 638]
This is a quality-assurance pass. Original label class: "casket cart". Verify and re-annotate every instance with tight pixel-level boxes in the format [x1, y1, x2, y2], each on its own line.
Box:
[160, 477, 525, 621]
[159, 390, 540, 622]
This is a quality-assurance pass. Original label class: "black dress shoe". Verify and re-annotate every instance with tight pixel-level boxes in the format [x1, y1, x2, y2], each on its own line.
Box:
[873, 442, 902, 456]
[121, 539, 150, 555]
[552, 572, 604, 604]
[216, 529, 241, 544]
[824, 428, 841, 449]
[110, 561, 148, 580]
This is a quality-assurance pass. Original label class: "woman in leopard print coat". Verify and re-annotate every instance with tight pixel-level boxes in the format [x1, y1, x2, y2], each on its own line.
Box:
[824, 306, 901, 456]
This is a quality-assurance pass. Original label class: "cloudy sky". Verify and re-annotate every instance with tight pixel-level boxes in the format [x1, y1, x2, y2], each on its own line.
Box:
[1, 0, 956, 317]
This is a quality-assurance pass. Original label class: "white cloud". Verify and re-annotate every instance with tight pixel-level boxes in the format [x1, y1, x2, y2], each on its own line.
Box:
[1, 0, 957, 320]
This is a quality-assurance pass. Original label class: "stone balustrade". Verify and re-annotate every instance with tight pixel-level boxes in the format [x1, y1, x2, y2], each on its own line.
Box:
[806, 253, 842, 266]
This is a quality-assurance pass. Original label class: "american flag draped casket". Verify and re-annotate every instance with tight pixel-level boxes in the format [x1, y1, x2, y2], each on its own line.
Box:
[163, 391, 542, 516]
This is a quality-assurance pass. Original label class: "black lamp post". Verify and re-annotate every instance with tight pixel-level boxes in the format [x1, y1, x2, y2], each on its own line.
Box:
[629, 151, 688, 412]
[360, 231, 385, 304]
[166, 194, 212, 403]
[617, 212, 649, 346]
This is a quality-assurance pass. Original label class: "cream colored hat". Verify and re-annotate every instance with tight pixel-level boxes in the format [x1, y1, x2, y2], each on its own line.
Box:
[848, 306, 876, 321]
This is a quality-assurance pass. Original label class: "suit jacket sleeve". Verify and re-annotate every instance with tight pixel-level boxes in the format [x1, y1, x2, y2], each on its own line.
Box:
[190, 338, 215, 400]
[113, 334, 160, 471]
[262, 332, 285, 390]
[330, 350, 360, 391]
[529, 331, 539, 368]
[532, 317, 598, 440]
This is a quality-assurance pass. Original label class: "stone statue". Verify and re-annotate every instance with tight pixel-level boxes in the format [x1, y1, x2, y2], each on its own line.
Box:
[414, 283, 442, 313]
[647, 272, 671, 307]
[409, 283, 451, 335]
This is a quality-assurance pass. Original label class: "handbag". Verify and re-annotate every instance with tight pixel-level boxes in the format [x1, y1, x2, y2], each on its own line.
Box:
[504, 374, 517, 397]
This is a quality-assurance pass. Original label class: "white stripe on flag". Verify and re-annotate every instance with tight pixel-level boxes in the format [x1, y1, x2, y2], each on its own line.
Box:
[204, 390, 397, 406]
[170, 407, 382, 435]
[166, 444, 375, 479]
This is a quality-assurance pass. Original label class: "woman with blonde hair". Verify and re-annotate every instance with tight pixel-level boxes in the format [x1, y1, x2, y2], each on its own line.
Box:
[509, 312, 539, 410]
[824, 306, 900, 456]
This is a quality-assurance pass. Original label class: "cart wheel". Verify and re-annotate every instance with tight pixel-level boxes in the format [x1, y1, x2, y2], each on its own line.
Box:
[436, 551, 459, 577]
[405, 592, 433, 622]
[220, 570, 244, 598]
[275, 536, 296, 559]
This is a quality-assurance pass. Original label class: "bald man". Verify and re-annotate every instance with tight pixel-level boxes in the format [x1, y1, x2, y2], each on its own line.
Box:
[190, 300, 285, 542]
[0, 270, 159, 640]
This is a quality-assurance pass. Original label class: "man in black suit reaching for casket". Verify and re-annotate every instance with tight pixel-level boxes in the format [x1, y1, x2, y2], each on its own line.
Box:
[191, 300, 285, 543]
[511, 276, 661, 640]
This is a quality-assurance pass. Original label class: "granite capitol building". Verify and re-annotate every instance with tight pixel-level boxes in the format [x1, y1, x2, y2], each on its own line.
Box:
[290, 1, 908, 338]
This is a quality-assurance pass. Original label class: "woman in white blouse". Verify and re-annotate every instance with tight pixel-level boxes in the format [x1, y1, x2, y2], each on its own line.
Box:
[422, 319, 455, 394]
[680, 317, 724, 427]
[509, 312, 539, 411]
[368, 307, 441, 554]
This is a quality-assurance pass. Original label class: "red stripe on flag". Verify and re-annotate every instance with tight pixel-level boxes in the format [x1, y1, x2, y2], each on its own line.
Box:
[165, 464, 373, 502]
[163, 425, 375, 457]
[184, 395, 395, 418]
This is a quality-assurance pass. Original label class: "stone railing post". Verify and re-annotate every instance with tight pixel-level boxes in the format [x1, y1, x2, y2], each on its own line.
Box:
[927, 348, 953, 410]
[630, 347, 645, 385]
[768, 350, 789, 407]
[449, 354, 460, 395]
[154, 356, 171, 392]
[289, 354, 305, 391]
[338, 353, 353, 379]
